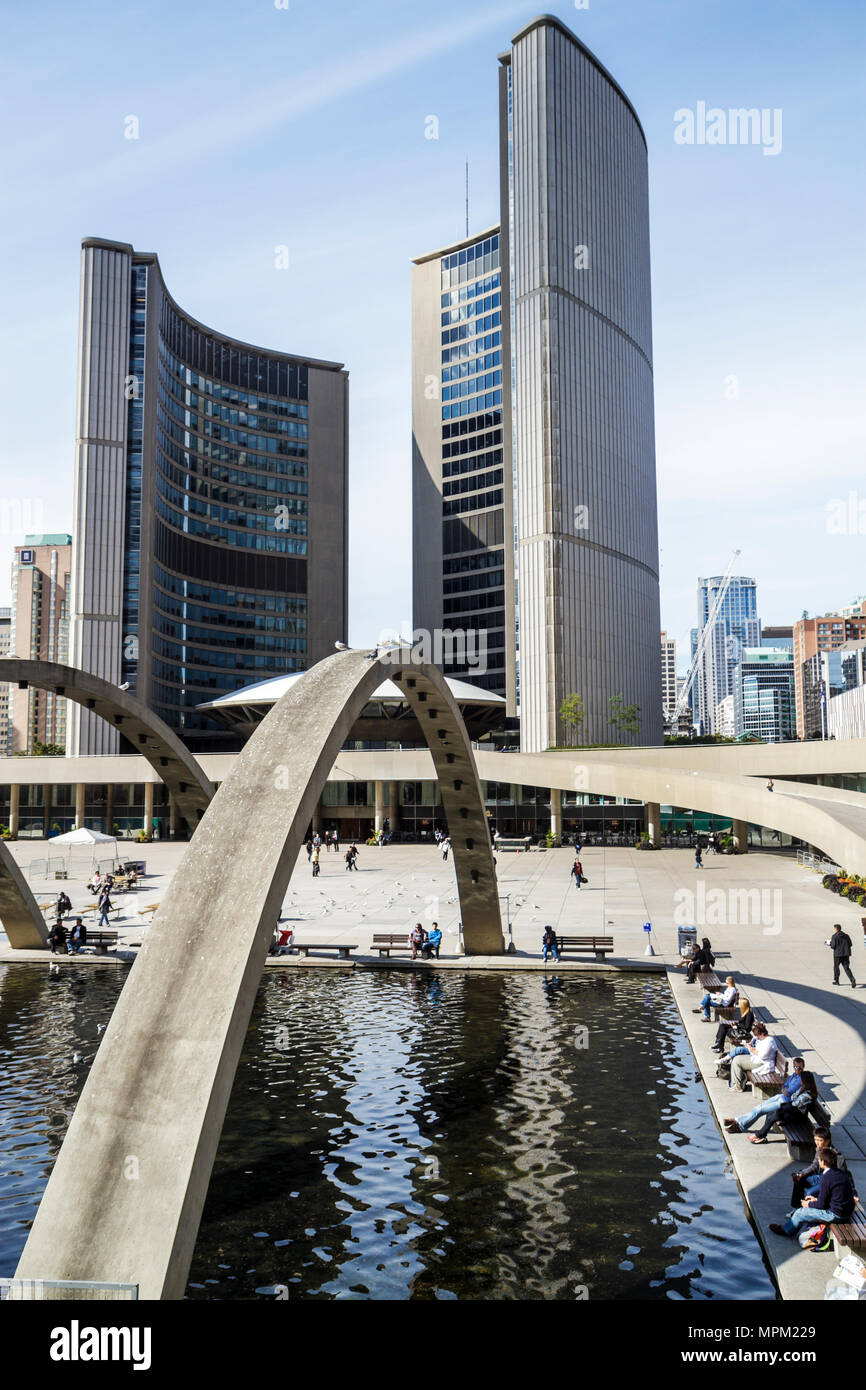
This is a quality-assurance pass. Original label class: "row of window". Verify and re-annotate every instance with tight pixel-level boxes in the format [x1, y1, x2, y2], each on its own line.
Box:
[440, 293, 500, 328]
[159, 454, 307, 513]
[440, 273, 500, 309]
[157, 393, 307, 459]
[153, 635, 306, 670]
[441, 333, 501, 367]
[159, 429, 307, 485]
[154, 567, 305, 612]
[442, 430, 502, 460]
[443, 549, 504, 576]
[158, 469, 307, 531]
[440, 235, 499, 272]
[159, 372, 308, 439]
[442, 389, 503, 421]
[155, 497, 308, 554]
[441, 312, 501, 347]
[443, 469, 503, 498]
[153, 617, 306, 652]
[442, 411, 503, 441]
[442, 370, 502, 403]
[442, 448, 503, 481]
[442, 351, 502, 384]
[443, 568, 504, 595]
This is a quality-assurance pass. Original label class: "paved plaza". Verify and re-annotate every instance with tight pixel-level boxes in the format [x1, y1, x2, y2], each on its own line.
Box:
[3, 838, 865, 1299]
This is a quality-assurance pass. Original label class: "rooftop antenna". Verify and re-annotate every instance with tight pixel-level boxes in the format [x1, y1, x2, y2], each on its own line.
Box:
[465, 161, 469, 238]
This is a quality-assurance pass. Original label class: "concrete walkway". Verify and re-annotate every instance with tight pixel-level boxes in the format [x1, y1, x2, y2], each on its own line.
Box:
[3, 839, 864, 1300]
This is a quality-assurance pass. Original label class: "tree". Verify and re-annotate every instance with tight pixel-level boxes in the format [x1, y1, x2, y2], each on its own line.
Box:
[13, 741, 65, 757]
[608, 694, 641, 738]
[559, 693, 585, 744]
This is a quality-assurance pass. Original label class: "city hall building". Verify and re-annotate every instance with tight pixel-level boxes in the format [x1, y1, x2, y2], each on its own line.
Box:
[67, 238, 349, 757]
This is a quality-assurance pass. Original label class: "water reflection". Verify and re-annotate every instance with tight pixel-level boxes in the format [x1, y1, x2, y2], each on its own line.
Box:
[0, 965, 776, 1301]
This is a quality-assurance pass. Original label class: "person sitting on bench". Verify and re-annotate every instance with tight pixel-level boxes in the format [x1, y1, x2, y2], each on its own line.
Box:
[712, 997, 754, 1053]
[724, 1058, 806, 1137]
[684, 937, 713, 984]
[409, 923, 426, 960]
[126, 866, 138, 888]
[87, 870, 102, 895]
[541, 925, 559, 963]
[730, 1022, 777, 1092]
[56, 891, 72, 917]
[791, 1129, 859, 1207]
[695, 975, 738, 1022]
[47, 920, 68, 954]
[422, 923, 442, 959]
[770, 1146, 856, 1238]
[68, 917, 87, 954]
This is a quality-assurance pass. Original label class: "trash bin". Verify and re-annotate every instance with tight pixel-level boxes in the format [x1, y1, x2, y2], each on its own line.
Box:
[677, 925, 697, 956]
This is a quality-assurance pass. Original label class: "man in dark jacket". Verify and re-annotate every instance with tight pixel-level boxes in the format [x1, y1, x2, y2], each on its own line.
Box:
[771, 1147, 855, 1237]
[791, 1128, 859, 1206]
[829, 922, 856, 987]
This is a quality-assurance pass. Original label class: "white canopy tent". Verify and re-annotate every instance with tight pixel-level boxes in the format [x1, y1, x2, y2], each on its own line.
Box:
[50, 827, 118, 846]
[50, 826, 121, 875]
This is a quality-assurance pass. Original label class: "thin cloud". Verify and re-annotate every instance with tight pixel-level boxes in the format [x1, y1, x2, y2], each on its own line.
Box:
[3, 3, 527, 214]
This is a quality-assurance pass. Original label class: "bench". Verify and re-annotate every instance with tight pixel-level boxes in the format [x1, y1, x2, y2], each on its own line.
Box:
[777, 1114, 817, 1164]
[292, 942, 356, 960]
[698, 970, 723, 991]
[86, 930, 120, 955]
[137, 902, 161, 920]
[556, 935, 614, 961]
[496, 838, 531, 853]
[371, 933, 414, 958]
[831, 1203, 866, 1255]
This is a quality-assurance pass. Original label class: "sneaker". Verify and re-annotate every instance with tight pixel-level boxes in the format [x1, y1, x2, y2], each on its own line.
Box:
[769, 1223, 787, 1237]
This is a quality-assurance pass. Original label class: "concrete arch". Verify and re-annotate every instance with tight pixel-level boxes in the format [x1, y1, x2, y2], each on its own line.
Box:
[483, 751, 866, 873]
[0, 659, 214, 834]
[0, 840, 49, 949]
[15, 649, 503, 1298]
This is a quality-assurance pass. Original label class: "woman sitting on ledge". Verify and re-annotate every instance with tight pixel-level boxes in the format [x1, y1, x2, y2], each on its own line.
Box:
[712, 996, 754, 1054]
[724, 1057, 805, 1137]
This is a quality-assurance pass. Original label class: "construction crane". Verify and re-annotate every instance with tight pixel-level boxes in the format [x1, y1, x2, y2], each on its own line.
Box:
[670, 549, 742, 722]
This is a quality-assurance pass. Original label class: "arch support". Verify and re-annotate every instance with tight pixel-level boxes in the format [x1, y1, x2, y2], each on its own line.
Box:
[0, 660, 214, 833]
[15, 650, 502, 1298]
[0, 840, 49, 949]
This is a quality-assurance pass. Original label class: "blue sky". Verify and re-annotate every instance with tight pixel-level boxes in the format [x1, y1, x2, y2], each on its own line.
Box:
[1, 0, 864, 671]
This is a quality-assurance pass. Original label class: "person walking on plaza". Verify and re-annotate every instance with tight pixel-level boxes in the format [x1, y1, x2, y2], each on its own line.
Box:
[305, 836, 313, 862]
[729, 1022, 777, 1092]
[97, 887, 112, 929]
[570, 856, 585, 890]
[441, 835, 451, 862]
[695, 842, 703, 869]
[828, 922, 856, 987]
[311, 846, 320, 877]
[333, 829, 340, 852]
[770, 1146, 855, 1239]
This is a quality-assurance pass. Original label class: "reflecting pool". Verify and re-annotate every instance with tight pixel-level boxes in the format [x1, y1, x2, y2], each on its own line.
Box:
[0, 964, 777, 1300]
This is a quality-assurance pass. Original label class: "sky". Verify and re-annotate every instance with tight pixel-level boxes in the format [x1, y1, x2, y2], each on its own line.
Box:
[0, 0, 864, 674]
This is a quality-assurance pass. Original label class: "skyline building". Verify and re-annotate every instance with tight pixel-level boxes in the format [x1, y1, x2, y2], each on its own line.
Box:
[733, 647, 795, 743]
[691, 575, 760, 736]
[0, 606, 10, 754]
[7, 535, 71, 753]
[67, 239, 349, 755]
[792, 600, 866, 740]
[661, 631, 678, 716]
[412, 16, 663, 750]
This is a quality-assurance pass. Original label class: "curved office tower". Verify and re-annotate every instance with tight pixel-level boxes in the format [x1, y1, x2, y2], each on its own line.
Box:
[68, 239, 348, 755]
[501, 17, 662, 749]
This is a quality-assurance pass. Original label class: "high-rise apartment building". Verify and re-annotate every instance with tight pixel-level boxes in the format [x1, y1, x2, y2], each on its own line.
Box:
[8, 535, 71, 752]
[691, 575, 760, 735]
[792, 601, 866, 739]
[68, 239, 349, 755]
[660, 632, 678, 717]
[412, 17, 663, 750]
[733, 647, 795, 743]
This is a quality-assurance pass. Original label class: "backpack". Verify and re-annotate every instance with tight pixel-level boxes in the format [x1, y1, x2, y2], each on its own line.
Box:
[799, 1223, 832, 1252]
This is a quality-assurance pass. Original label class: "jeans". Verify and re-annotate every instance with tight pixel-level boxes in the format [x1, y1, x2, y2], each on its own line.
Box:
[782, 1206, 838, 1235]
[542, 946, 560, 962]
[699, 991, 717, 1019]
[98, 909, 110, 927]
[737, 1095, 786, 1129]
